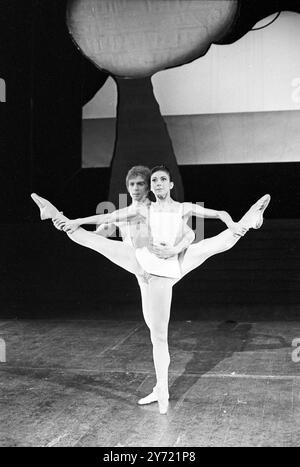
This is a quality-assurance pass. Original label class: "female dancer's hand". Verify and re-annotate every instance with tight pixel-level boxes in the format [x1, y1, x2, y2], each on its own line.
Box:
[52, 217, 65, 231]
[218, 211, 247, 237]
[218, 210, 235, 226]
[52, 218, 80, 233]
[228, 222, 248, 237]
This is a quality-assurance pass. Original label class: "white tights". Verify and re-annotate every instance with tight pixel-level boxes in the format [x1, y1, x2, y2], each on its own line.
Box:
[136, 228, 241, 395]
[65, 225, 242, 397]
[137, 276, 173, 394]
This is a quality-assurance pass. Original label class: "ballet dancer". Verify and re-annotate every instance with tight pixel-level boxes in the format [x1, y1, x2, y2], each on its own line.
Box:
[31, 166, 270, 414]
[94, 166, 195, 330]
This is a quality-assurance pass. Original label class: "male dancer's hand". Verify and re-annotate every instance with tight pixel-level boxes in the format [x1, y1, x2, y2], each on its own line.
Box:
[148, 242, 179, 259]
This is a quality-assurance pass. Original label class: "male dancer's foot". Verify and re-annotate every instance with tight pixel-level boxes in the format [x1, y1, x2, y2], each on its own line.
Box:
[31, 193, 61, 220]
[239, 194, 271, 230]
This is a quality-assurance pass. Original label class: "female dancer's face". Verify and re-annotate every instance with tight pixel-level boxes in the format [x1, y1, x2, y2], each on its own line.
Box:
[151, 170, 174, 200]
[127, 175, 149, 202]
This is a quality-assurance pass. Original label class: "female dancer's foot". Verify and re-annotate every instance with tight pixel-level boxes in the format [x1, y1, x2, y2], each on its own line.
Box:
[239, 194, 271, 230]
[157, 386, 169, 415]
[31, 193, 60, 220]
[138, 385, 159, 405]
[138, 384, 170, 413]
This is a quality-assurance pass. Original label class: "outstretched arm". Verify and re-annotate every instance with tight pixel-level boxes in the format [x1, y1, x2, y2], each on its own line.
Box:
[183, 202, 228, 221]
[182, 202, 246, 236]
[54, 206, 143, 233]
[77, 207, 139, 225]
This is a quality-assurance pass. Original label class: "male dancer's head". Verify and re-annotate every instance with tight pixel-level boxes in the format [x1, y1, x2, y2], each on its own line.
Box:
[125, 165, 151, 204]
[150, 165, 174, 202]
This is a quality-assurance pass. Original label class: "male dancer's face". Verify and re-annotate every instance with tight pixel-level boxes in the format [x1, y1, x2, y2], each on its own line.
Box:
[127, 175, 149, 203]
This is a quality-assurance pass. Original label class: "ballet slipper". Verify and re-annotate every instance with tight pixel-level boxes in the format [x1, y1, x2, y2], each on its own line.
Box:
[239, 194, 271, 230]
[157, 386, 169, 415]
[138, 386, 159, 405]
[31, 193, 60, 220]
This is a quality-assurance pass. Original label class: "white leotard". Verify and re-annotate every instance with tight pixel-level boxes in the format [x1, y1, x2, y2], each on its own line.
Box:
[135, 203, 184, 278]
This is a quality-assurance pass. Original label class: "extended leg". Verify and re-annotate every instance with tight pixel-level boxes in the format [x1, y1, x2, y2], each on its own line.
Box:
[31, 192, 143, 275]
[180, 194, 271, 277]
[180, 228, 240, 276]
[31, 193, 61, 220]
[65, 227, 142, 275]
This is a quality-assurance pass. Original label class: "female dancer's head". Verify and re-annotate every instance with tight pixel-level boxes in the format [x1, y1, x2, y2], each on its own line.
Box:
[126, 166, 150, 202]
[150, 165, 174, 201]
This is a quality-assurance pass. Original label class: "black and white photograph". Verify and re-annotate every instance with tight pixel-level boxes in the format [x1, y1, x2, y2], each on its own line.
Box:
[0, 0, 300, 451]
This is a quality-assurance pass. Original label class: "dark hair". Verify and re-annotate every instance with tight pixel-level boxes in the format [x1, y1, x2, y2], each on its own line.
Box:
[126, 165, 151, 189]
[150, 165, 173, 182]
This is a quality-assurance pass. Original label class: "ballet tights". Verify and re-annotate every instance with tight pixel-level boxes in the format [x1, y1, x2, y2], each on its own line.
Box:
[148, 277, 174, 395]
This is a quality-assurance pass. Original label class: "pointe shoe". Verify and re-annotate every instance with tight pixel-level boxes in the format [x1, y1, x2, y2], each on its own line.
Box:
[240, 194, 271, 230]
[157, 386, 169, 415]
[138, 386, 159, 405]
[31, 193, 60, 220]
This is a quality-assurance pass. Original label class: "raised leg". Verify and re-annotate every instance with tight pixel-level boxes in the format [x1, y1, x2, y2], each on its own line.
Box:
[180, 228, 240, 277]
[66, 227, 143, 275]
[31, 193, 61, 220]
[180, 194, 271, 277]
[31, 193, 143, 275]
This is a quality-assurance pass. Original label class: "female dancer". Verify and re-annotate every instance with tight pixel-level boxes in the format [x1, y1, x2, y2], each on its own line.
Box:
[94, 166, 195, 330]
[31, 167, 270, 414]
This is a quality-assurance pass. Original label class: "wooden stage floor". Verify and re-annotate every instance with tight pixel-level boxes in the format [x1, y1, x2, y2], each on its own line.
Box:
[0, 318, 300, 447]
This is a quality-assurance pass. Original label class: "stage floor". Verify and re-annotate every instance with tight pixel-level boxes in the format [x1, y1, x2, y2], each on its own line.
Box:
[0, 318, 299, 447]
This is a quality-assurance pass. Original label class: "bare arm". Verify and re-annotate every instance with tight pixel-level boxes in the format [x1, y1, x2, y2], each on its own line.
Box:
[54, 206, 143, 233]
[182, 202, 248, 237]
[183, 202, 235, 228]
[76, 207, 139, 226]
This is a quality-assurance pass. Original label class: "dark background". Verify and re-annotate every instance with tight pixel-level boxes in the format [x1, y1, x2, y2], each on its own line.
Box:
[0, 0, 300, 320]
